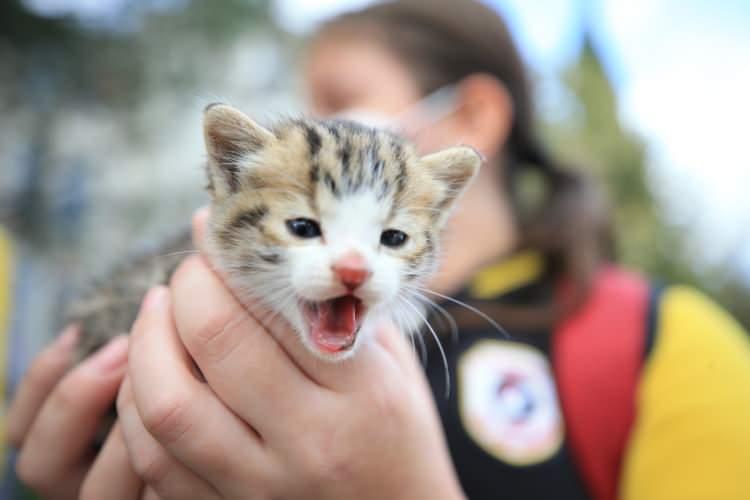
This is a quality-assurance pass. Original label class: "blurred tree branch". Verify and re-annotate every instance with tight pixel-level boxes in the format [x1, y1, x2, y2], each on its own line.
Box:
[543, 32, 750, 328]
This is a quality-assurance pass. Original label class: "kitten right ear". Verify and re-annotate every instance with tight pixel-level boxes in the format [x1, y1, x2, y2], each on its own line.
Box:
[420, 145, 482, 216]
[203, 103, 274, 198]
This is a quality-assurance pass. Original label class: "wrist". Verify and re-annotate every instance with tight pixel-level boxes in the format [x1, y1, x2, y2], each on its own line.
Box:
[401, 482, 466, 500]
[391, 464, 467, 500]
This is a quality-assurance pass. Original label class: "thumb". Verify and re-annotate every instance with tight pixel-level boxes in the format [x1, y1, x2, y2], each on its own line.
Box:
[191, 206, 210, 250]
[373, 321, 425, 375]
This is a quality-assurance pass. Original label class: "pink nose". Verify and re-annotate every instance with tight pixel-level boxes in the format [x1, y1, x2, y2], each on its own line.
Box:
[332, 252, 372, 290]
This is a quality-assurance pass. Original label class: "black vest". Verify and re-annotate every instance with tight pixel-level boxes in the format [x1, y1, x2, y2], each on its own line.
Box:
[423, 277, 591, 500]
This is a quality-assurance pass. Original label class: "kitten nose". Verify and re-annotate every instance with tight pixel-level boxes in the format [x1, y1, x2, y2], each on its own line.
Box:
[332, 252, 372, 291]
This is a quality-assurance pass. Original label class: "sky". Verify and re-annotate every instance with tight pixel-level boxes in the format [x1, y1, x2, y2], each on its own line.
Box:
[593, 0, 750, 272]
[273, 0, 750, 275]
[22, 0, 750, 275]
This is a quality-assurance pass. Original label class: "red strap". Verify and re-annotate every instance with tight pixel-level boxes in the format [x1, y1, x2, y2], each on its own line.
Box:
[553, 267, 649, 500]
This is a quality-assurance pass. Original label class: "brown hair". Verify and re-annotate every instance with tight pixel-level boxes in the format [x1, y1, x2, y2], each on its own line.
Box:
[317, 0, 609, 324]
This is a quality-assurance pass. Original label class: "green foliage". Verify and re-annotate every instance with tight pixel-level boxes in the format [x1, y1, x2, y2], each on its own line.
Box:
[542, 33, 750, 328]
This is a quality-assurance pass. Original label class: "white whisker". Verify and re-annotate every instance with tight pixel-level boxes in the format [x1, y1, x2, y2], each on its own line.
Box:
[409, 291, 459, 344]
[156, 250, 200, 259]
[400, 297, 451, 398]
[414, 327, 427, 365]
[391, 300, 419, 359]
[394, 293, 428, 365]
[416, 286, 510, 339]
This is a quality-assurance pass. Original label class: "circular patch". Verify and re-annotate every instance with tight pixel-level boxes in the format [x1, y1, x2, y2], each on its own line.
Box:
[458, 340, 563, 466]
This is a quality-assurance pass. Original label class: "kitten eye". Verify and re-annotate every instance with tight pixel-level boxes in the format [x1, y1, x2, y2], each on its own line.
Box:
[380, 229, 408, 248]
[286, 218, 322, 239]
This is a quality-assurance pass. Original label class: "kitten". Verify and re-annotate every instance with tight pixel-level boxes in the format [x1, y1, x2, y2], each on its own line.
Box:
[68, 103, 480, 362]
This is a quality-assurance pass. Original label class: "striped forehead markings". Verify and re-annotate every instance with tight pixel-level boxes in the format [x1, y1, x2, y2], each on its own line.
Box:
[324, 122, 341, 140]
[324, 172, 340, 198]
[301, 122, 322, 158]
[310, 162, 320, 184]
[291, 119, 414, 211]
[339, 138, 352, 177]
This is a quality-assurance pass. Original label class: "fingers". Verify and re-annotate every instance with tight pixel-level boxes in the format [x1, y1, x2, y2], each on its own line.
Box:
[7, 325, 79, 446]
[141, 487, 163, 500]
[169, 256, 329, 428]
[127, 286, 266, 494]
[191, 206, 210, 250]
[117, 377, 220, 500]
[80, 423, 144, 500]
[375, 322, 422, 375]
[15, 334, 128, 497]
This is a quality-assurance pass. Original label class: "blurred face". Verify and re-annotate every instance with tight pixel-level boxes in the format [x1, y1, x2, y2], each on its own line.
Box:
[306, 35, 421, 119]
[306, 30, 520, 294]
[305, 34, 464, 154]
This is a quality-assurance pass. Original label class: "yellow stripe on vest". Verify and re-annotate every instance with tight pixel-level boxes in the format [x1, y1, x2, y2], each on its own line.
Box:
[0, 228, 14, 471]
[469, 252, 544, 299]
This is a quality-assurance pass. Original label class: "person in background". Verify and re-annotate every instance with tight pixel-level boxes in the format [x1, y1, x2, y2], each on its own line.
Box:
[7, 1, 750, 499]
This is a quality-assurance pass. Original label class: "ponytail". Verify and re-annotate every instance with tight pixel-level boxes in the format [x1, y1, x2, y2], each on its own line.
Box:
[511, 135, 611, 313]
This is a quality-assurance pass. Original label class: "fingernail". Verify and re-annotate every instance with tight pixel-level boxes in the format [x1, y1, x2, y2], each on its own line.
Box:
[141, 286, 168, 313]
[55, 325, 80, 349]
[193, 206, 210, 224]
[192, 206, 210, 245]
[90, 335, 129, 372]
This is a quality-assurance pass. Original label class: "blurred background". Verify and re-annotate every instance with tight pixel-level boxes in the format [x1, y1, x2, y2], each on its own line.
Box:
[1, 0, 749, 401]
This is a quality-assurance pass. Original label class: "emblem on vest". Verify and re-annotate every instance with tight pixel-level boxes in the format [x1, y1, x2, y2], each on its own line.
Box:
[458, 340, 564, 465]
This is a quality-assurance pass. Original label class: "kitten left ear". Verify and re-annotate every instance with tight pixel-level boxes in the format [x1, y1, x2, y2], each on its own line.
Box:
[203, 103, 275, 198]
[421, 145, 482, 211]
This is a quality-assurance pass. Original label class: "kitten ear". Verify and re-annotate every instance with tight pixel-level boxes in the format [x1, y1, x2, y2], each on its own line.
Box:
[420, 145, 482, 214]
[203, 103, 274, 198]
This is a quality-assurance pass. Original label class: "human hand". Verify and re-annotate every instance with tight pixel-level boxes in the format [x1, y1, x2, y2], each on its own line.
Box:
[88, 211, 465, 500]
[6, 326, 139, 499]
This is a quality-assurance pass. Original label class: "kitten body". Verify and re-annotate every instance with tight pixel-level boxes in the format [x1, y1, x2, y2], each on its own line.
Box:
[69, 104, 480, 361]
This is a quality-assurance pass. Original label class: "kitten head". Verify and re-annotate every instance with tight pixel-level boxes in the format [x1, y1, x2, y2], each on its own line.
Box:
[203, 103, 480, 361]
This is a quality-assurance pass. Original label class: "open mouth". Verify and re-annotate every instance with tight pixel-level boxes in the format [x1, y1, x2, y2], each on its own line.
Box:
[302, 295, 365, 354]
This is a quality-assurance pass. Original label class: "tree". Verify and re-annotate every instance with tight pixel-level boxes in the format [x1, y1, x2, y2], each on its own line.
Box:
[542, 32, 750, 327]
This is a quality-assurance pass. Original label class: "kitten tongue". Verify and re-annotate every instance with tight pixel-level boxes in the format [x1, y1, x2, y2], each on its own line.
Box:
[310, 296, 360, 353]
